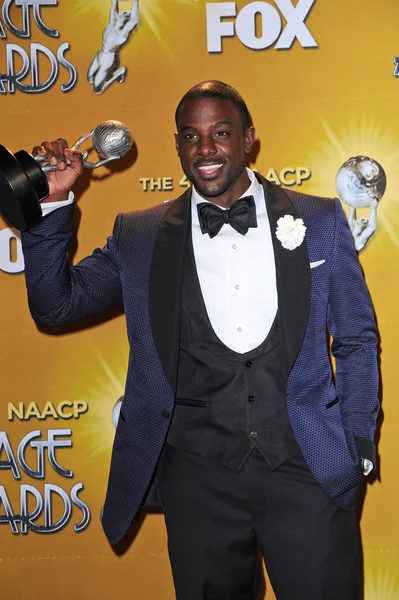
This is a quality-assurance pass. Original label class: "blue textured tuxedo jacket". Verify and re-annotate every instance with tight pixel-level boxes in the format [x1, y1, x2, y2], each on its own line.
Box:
[21, 175, 379, 545]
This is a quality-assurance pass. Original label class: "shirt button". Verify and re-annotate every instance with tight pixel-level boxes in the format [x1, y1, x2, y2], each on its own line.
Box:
[250, 431, 258, 439]
[161, 410, 171, 418]
[248, 395, 256, 403]
[237, 327, 242, 332]
[232, 244, 237, 249]
[245, 360, 253, 368]
[235, 285, 240, 290]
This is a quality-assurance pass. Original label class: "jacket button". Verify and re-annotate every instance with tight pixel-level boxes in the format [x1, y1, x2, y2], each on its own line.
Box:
[245, 360, 253, 368]
[250, 431, 258, 439]
[248, 395, 256, 403]
[161, 410, 170, 418]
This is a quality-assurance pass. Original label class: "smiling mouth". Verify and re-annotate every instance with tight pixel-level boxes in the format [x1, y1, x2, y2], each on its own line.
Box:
[196, 163, 224, 178]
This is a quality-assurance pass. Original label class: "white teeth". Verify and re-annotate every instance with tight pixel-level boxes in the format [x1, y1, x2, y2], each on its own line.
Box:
[198, 164, 223, 172]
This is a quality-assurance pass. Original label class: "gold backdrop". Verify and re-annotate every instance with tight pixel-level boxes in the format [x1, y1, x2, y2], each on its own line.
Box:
[0, 1, 398, 598]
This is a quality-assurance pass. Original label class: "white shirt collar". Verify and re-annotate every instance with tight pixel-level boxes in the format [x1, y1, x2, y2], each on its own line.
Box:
[191, 168, 265, 226]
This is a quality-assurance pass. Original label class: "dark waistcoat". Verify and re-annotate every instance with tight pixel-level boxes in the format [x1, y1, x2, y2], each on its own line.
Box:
[167, 233, 300, 473]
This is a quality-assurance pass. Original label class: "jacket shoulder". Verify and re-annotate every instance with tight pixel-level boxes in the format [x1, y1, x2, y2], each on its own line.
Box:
[120, 201, 170, 228]
[283, 188, 343, 253]
[109, 202, 170, 257]
[284, 188, 337, 218]
[257, 173, 338, 221]
[119, 201, 173, 238]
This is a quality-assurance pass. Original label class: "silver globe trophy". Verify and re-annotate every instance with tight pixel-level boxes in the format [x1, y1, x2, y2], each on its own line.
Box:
[0, 120, 133, 231]
[336, 156, 386, 251]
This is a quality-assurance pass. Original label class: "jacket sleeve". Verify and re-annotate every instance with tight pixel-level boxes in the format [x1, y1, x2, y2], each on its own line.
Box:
[21, 204, 123, 325]
[327, 198, 379, 465]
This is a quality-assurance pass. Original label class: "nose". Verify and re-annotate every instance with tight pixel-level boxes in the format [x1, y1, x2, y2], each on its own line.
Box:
[197, 135, 217, 157]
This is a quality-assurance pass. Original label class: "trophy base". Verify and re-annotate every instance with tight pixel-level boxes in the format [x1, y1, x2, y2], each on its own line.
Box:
[0, 145, 49, 231]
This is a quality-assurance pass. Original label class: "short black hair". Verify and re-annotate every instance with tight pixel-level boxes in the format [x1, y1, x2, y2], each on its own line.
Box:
[175, 80, 251, 131]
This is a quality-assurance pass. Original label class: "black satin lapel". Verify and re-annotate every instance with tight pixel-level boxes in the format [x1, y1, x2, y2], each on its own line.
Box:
[257, 174, 311, 384]
[149, 189, 191, 392]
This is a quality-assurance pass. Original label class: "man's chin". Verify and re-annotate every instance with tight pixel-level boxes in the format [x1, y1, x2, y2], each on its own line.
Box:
[193, 178, 229, 199]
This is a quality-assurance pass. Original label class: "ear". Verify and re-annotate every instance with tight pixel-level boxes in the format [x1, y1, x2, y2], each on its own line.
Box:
[174, 132, 180, 156]
[244, 127, 256, 154]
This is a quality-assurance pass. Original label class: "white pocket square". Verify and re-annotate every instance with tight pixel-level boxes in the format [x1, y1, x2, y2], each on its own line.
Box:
[310, 260, 325, 269]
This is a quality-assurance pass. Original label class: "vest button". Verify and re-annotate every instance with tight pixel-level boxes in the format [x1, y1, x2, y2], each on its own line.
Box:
[250, 431, 258, 439]
[245, 360, 253, 368]
[248, 395, 256, 403]
[161, 410, 171, 418]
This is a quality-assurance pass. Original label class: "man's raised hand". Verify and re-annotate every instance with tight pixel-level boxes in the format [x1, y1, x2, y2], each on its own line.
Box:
[32, 138, 84, 202]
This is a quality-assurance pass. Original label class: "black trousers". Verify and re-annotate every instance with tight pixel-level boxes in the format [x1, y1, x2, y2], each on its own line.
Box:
[158, 444, 360, 600]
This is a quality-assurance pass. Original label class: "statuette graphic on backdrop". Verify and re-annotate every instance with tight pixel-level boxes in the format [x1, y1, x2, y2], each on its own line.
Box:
[88, 0, 139, 94]
[0, 120, 133, 231]
[335, 156, 386, 252]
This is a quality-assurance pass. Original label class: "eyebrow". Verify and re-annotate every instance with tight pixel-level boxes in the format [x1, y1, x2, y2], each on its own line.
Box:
[179, 119, 233, 133]
[213, 120, 232, 128]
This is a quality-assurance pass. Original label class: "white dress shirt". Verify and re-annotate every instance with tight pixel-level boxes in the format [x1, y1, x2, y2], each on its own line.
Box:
[191, 169, 277, 354]
[41, 192, 75, 216]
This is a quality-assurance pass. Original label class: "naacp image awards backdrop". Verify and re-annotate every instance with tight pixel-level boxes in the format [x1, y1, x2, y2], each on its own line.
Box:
[0, 1, 398, 598]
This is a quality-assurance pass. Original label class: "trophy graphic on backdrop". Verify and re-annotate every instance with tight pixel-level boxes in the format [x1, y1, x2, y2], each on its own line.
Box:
[335, 155, 386, 251]
[0, 120, 133, 232]
[88, 0, 139, 95]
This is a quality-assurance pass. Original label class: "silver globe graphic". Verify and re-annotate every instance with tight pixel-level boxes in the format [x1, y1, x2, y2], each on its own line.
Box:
[336, 155, 386, 209]
[92, 120, 133, 160]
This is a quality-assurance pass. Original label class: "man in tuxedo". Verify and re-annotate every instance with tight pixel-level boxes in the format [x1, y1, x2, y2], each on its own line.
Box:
[22, 81, 379, 599]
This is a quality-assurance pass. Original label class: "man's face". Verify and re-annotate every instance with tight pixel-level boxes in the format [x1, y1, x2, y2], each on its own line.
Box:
[175, 97, 255, 206]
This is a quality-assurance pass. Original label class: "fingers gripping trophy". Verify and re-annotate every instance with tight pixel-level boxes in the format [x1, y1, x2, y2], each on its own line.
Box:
[0, 121, 133, 231]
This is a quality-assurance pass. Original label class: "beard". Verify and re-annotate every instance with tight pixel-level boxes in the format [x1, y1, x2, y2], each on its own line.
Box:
[188, 162, 246, 200]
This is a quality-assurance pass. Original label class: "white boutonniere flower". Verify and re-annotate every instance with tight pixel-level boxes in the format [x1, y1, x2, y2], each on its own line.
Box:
[275, 215, 306, 250]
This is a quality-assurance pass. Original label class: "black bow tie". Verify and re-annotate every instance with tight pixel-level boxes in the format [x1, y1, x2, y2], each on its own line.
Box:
[197, 195, 257, 239]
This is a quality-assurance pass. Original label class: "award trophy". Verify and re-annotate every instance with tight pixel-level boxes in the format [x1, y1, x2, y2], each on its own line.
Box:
[0, 120, 133, 231]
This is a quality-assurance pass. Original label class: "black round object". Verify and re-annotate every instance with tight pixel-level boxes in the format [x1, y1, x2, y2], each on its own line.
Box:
[0, 145, 49, 231]
[15, 150, 49, 201]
